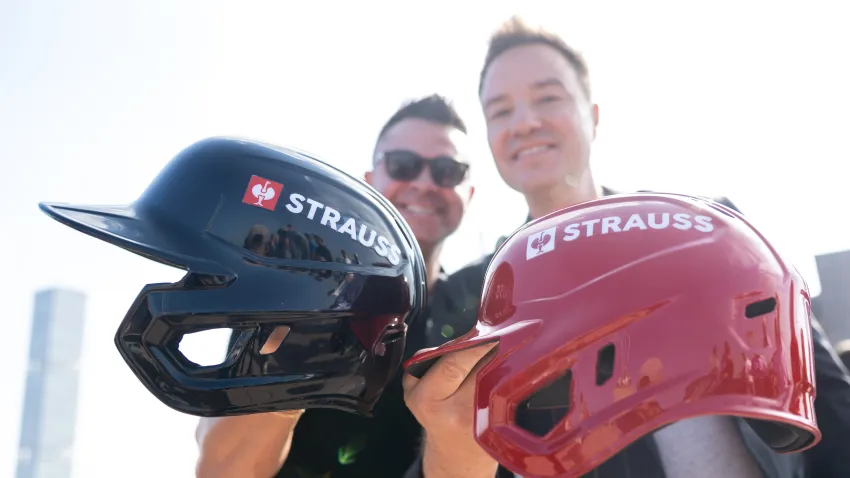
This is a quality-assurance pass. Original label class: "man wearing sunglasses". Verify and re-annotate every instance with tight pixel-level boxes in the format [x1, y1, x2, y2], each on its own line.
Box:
[402, 16, 850, 478]
[366, 115, 472, 268]
[196, 94, 481, 478]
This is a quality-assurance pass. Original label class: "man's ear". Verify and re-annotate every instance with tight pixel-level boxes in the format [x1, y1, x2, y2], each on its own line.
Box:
[364, 171, 373, 185]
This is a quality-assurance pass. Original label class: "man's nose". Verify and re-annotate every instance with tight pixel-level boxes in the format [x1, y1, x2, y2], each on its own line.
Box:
[509, 104, 543, 137]
[409, 162, 439, 190]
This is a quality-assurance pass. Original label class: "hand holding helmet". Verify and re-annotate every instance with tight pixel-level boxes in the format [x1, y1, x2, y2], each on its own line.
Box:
[404, 192, 820, 478]
[403, 342, 500, 478]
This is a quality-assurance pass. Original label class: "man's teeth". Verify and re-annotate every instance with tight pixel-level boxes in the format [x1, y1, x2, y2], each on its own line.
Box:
[517, 145, 550, 157]
[405, 205, 437, 214]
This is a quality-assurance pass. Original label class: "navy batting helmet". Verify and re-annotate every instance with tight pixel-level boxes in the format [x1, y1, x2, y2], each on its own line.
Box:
[39, 137, 427, 417]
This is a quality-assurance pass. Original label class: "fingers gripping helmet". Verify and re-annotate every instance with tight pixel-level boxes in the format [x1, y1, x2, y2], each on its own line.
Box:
[405, 193, 819, 478]
[40, 137, 426, 417]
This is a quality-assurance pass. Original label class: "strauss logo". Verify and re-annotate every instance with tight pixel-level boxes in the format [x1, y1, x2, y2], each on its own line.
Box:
[531, 231, 552, 253]
[251, 181, 276, 206]
[525, 227, 557, 260]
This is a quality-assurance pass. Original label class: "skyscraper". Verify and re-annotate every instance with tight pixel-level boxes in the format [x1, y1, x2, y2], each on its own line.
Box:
[16, 288, 87, 478]
[812, 249, 850, 345]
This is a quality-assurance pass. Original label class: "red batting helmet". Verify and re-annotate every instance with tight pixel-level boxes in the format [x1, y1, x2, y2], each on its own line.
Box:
[404, 193, 820, 478]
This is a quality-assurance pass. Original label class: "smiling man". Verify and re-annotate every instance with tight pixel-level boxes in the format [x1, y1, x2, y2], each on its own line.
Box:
[480, 21, 600, 221]
[366, 98, 474, 277]
[194, 94, 484, 478]
[402, 16, 850, 478]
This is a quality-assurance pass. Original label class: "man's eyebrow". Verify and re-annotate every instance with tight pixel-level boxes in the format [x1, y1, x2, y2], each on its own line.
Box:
[483, 94, 508, 111]
[483, 78, 567, 109]
[532, 77, 565, 90]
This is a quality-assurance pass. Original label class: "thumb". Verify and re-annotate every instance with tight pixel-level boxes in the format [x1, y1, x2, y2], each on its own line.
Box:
[412, 342, 497, 402]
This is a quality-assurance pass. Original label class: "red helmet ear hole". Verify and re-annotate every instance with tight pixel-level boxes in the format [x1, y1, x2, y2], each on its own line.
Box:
[745, 297, 777, 319]
[595, 343, 616, 386]
[515, 370, 573, 437]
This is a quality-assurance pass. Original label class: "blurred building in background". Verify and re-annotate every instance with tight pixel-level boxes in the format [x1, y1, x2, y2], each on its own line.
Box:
[812, 249, 850, 345]
[15, 288, 87, 478]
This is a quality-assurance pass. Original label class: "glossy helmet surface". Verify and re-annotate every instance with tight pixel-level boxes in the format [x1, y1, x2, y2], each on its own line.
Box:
[404, 193, 819, 478]
[40, 137, 427, 417]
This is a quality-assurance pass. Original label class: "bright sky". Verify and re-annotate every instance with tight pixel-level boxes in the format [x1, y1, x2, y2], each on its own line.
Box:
[1, 1, 848, 476]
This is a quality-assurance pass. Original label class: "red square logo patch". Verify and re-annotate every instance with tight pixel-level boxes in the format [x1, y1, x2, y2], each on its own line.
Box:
[242, 175, 283, 211]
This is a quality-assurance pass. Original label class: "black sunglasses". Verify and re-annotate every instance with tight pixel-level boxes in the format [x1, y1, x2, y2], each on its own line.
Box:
[376, 150, 470, 188]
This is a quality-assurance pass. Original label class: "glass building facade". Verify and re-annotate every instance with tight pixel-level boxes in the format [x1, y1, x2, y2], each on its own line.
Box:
[16, 288, 87, 478]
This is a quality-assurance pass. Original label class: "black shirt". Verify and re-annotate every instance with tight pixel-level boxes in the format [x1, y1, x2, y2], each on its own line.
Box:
[274, 268, 482, 478]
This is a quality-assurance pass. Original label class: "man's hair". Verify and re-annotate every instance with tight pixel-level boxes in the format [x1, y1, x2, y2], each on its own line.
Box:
[377, 94, 467, 141]
[479, 15, 591, 99]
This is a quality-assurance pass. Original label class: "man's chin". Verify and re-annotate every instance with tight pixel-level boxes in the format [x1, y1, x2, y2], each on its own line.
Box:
[406, 222, 449, 251]
[513, 172, 569, 196]
[401, 213, 440, 228]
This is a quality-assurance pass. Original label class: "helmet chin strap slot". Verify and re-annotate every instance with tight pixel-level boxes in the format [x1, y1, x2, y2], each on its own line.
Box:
[374, 324, 406, 357]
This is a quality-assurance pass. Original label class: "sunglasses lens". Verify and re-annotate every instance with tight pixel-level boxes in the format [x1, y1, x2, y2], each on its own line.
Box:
[384, 151, 424, 182]
[430, 157, 469, 188]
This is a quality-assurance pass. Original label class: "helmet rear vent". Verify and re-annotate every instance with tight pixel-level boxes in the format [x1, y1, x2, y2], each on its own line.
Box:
[745, 297, 777, 319]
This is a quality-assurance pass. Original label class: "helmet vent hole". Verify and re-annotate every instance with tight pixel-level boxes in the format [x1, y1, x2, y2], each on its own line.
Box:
[515, 369, 572, 437]
[596, 343, 616, 386]
[183, 273, 233, 289]
[745, 297, 777, 319]
[260, 326, 291, 355]
[178, 328, 234, 366]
